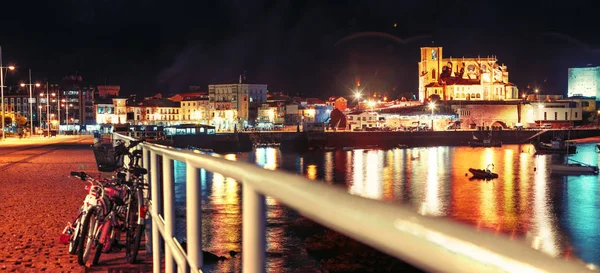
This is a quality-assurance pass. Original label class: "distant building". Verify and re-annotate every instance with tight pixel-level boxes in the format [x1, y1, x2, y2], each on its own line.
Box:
[347, 111, 380, 130]
[326, 96, 348, 112]
[418, 47, 518, 102]
[97, 85, 120, 98]
[169, 92, 208, 102]
[568, 66, 600, 99]
[208, 79, 267, 126]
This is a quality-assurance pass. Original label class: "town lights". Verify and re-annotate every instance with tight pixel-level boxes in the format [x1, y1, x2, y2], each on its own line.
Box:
[429, 103, 436, 131]
[21, 70, 41, 137]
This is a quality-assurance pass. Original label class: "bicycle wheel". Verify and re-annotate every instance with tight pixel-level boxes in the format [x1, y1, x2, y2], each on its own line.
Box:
[68, 211, 83, 254]
[125, 189, 144, 264]
[78, 208, 99, 266]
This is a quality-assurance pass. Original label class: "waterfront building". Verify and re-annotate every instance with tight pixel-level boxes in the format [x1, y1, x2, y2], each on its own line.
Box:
[131, 98, 181, 126]
[347, 111, 380, 131]
[169, 92, 208, 102]
[568, 66, 600, 99]
[179, 97, 212, 124]
[208, 78, 268, 127]
[284, 103, 300, 126]
[418, 47, 519, 102]
[326, 96, 348, 112]
[448, 99, 583, 129]
[95, 97, 127, 125]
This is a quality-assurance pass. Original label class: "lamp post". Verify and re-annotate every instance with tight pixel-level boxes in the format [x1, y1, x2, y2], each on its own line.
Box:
[38, 105, 42, 133]
[428, 102, 436, 131]
[20, 70, 41, 137]
[45, 83, 50, 136]
[0, 46, 15, 140]
[354, 91, 361, 110]
[51, 92, 59, 134]
[62, 100, 72, 129]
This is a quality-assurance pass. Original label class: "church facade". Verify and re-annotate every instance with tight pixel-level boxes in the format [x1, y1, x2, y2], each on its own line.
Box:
[418, 47, 519, 102]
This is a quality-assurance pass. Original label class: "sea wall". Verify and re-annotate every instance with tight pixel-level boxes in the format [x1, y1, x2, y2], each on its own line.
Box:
[169, 129, 600, 152]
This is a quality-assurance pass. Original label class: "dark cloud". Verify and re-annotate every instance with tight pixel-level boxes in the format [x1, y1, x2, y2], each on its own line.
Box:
[0, 0, 598, 97]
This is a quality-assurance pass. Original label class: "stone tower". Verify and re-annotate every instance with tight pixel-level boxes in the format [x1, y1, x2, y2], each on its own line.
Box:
[418, 47, 443, 101]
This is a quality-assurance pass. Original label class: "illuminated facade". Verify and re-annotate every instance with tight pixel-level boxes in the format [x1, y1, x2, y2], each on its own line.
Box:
[418, 47, 518, 101]
[179, 98, 212, 124]
[208, 82, 268, 125]
[326, 96, 348, 111]
[567, 66, 600, 98]
[347, 111, 380, 130]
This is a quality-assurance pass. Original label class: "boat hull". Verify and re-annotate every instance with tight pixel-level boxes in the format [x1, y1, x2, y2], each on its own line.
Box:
[468, 168, 499, 179]
[468, 141, 502, 147]
[551, 164, 599, 174]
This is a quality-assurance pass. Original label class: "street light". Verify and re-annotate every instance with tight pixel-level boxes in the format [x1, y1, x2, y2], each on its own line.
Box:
[38, 105, 42, 133]
[354, 91, 362, 110]
[62, 100, 73, 129]
[428, 102, 436, 131]
[20, 69, 41, 137]
[0, 46, 15, 140]
[51, 92, 59, 134]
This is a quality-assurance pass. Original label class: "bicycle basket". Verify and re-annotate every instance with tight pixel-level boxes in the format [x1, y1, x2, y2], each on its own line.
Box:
[92, 143, 124, 172]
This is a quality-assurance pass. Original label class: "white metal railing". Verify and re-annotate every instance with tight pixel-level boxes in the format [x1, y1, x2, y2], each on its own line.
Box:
[113, 133, 597, 273]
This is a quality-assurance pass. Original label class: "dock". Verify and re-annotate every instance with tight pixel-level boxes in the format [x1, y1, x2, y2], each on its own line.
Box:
[0, 136, 152, 272]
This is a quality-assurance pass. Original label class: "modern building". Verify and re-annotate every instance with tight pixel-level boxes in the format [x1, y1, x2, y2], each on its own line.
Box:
[418, 46, 518, 102]
[568, 66, 600, 99]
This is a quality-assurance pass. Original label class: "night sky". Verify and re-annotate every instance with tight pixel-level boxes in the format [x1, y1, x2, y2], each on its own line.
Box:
[0, 0, 598, 98]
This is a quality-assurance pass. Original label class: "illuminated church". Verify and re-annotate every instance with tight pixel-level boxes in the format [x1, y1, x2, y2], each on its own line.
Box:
[418, 47, 519, 102]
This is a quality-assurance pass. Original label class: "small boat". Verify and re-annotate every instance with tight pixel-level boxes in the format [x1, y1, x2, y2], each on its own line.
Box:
[533, 138, 576, 154]
[324, 146, 336, 151]
[342, 147, 354, 151]
[469, 139, 502, 147]
[468, 164, 498, 180]
[397, 144, 409, 149]
[469, 132, 502, 147]
[551, 161, 599, 175]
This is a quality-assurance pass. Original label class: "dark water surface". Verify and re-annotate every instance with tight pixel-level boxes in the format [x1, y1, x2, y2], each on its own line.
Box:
[173, 143, 600, 272]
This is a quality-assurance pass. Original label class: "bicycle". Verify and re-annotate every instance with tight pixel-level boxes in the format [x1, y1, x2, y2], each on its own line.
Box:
[112, 139, 148, 264]
[64, 171, 119, 266]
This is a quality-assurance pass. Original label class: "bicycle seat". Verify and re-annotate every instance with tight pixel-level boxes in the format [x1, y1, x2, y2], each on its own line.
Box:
[132, 167, 148, 176]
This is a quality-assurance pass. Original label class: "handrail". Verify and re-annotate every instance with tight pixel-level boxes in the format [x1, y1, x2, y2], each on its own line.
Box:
[112, 133, 597, 273]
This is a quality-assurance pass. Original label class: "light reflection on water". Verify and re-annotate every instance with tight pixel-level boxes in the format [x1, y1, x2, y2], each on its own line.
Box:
[174, 143, 600, 272]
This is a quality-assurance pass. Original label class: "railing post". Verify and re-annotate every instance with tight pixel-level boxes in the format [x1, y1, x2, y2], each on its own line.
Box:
[242, 182, 266, 273]
[150, 151, 161, 273]
[143, 148, 152, 255]
[163, 156, 176, 273]
[186, 163, 202, 270]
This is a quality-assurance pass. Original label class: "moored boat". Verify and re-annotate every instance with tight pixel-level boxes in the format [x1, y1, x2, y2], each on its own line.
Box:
[468, 164, 498, 180]
[533, 138, 576, 154]
[469, 139, 502, 147]
[551, 161, 599, 175]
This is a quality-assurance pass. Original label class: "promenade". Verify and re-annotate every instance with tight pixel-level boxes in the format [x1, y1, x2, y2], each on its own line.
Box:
[0, 136, 152, 272]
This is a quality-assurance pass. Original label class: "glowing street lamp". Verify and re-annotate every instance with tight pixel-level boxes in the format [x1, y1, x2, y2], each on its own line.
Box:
[38, 105, 42, 132]
[0, 45, 15, 140]
[21, 69, 41, 137]
[428, 102, 436, 131]
[354, 91, 362, 110]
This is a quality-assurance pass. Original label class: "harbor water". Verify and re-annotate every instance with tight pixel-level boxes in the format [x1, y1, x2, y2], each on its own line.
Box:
[172, 143, 600, 272]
